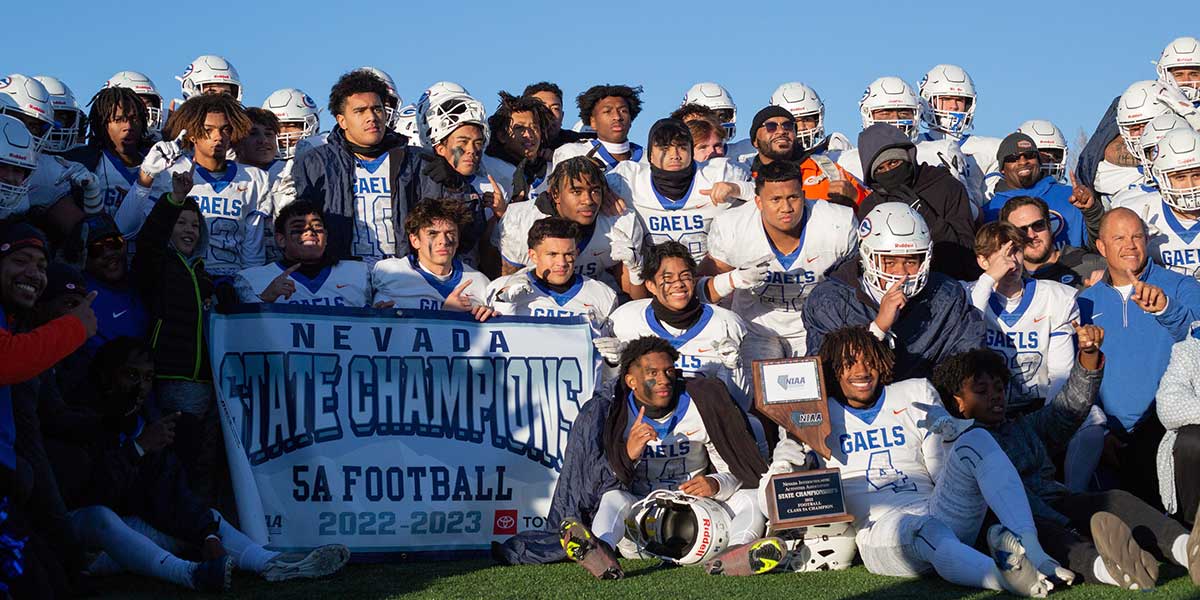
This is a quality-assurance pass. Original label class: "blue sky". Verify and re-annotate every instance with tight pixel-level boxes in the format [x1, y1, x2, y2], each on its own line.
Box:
[4, 0, 1198, 157]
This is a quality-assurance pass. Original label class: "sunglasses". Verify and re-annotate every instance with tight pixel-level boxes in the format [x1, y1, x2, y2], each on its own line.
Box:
[89, 237, 126, 253]
[1003, 151, 1040, 163]
[761, 121, 796, 134]
[1015, 219, 1049, 234]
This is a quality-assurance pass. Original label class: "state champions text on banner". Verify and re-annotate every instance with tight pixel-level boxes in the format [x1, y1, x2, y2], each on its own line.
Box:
[207, 304, 596, 556]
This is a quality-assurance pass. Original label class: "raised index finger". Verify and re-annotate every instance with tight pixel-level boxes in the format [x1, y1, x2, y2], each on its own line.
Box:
[173, 129, 188, 144]
[636, 405, 646, 423]
[284, 263, 302, 275]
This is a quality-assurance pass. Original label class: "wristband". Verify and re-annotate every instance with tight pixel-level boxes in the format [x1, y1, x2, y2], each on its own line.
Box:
[712, 272, 736, 298]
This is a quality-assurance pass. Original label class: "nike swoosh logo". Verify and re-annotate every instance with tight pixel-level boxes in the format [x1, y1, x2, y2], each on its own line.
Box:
[112, 310, 128, 318]
[695, 348, 710, 353]
[336, 284, 349, 288]
[806, 256, 820, 263]
[892, 408, 907, 415]
[1091, 313, 1103, 320]
[1033, 315, 1046, 323]
[683, 429, 701, 436]
[592, 250, 606, 256]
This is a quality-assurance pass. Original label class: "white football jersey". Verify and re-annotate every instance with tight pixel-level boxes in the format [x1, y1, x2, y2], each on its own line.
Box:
[551, 139, 646, 172]
[610, 299, 746, 393]
[1124, 194, 1200, 280]
[1094, 161, 1144, 206]
[371, 254, 490, 311]
[817, 379, 948, 530]
[350, 153, 400, 264]
[235, 260, 372, 307]
[838, 139, 976, 204]
[487, 270, 618, 324]
[964, 278, 1078, 407]
[118, 158, 270, 276]
[920, 131, 1001, 200]
[707, 200, 857, 346]
[93, 149, 144, 215]
[26, 154, 75, 208]
[624, 391, 736, 496]
[492, 200, 644, 292]
[481, 154, 547, 203]
[607, 158, 752, 262]
[1109, 181, 1158, 210]
[726, 138, 757, 170]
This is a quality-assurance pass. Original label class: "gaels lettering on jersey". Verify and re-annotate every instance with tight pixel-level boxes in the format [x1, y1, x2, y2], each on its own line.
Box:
[287, 297, 347, 307]
[642, 440, 691, 459]
[648, 214, 704, 232]
[765, 270, 816, 285]
[532, 307, 577, 318]
[678, 355, 703, 371]
[1162, 248, 1200, 269]
[419, 299, 441, 310]
[195, 195, 243, 217]
[985, 329, 1040, 350]
[354, 176, 391, 195]
[839, 426, 907, 454]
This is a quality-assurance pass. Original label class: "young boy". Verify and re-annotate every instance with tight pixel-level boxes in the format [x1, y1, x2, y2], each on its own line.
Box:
[933, 340, 1200, 591]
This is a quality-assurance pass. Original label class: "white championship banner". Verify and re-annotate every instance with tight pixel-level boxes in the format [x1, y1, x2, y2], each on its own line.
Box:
[208, 304, 595, 555]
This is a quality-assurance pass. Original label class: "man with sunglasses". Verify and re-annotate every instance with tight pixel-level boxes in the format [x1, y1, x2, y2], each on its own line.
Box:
[1000, 196, 1105, 290]
[983, 133, 1097, 251]
[745, 106, 867, 207]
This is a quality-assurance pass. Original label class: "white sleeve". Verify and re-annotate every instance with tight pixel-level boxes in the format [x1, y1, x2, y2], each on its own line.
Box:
[1045, 299, 1080, 402]
[968, 276, 994, 313]
[233, 273, 262, 303]
[115, 182, 158, 237]
[495, 209, 528, 267]
[706, 216, 733, 266]
[722, 162, 755, 199]
[240, 185, 268, 269]
[915, 383, 950, 482]
[605, 169, 633, 203]
[704, 441, 743, 502]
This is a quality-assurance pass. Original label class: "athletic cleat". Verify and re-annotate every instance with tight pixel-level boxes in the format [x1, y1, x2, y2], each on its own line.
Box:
[704, 537, 785, 576]
[260, 544, 351, 582]
[191, 555, 232, 592]
[987, 525, 1052, 598]
[1189, 501, 1200, 586]
[1090, 512, 1157, 591]
[560, 519, 623, 580]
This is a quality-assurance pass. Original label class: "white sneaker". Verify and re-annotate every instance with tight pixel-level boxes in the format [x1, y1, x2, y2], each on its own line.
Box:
[260, 544, 350, 582]
[986, 525, 1052, 598]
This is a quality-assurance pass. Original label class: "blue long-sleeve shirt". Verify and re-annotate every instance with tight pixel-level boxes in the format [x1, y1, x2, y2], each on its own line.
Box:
[984, 175, 1087, 248]
[1078, 261, 1200, 430]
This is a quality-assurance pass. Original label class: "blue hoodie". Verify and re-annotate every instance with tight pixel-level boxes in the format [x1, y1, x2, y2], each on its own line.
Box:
[1078, 260, 1200, 430]
[984, 175, 1086, 248]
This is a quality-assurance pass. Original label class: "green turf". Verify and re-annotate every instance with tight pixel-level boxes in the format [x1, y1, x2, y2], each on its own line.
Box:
[90, 559, 1199, 599]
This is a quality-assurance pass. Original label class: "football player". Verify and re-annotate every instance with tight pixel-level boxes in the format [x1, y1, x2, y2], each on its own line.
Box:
[493, 156, 645, 297]
[560, 336, 780, 579]
[32, 75, 86, 154]
[702, 160, 858, 364]
[766, 326, 1073, 596]
[917, 64, 1003, 199]
[1121, 127, 1200, 280]
[606, 118, 751, 263]
[177, 54, 242, 102]
[116, 94, 270, 277]
[1016, 120, 1070, 183]
[1158, 36, 1200, 106]
[234, 201, 379, 307]
[482, 92, 552, 202]
[0, 113, 36, 220]
[371, 199, 494, 320]
[552, 84, 645, 171]
[105, 70, 166, 134]
[64, 86, 157, 218]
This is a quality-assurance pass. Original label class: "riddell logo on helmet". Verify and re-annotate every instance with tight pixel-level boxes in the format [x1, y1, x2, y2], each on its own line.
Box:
[693, 518, 713, 557]
[894, 242, 915, 248]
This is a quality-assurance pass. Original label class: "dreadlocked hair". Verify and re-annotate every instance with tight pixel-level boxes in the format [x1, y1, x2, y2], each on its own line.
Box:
[618, 336, 680, 380]
[576, 84, 643, 126]
[486, 91, 553, 156]
[85, 87, 149, 150]
[818, 326, 895, 393]
[931, 349, 1011, 418]
[163, 94, 251, 149]
[547, 156, 605, 200]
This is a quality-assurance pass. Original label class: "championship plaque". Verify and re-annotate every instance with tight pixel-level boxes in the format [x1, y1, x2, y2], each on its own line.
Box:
[753, 357, 852, 530]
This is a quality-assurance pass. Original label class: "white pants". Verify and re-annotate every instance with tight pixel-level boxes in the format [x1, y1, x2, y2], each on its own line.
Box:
[591, 488, 766, 552]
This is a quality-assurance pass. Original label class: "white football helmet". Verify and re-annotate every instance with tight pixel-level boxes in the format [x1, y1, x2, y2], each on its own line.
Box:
[624, 490, 730, 566]
[683, 82, 737, 139]
[859, 202, 932, 297]
[0, 114, 38, 210]
[354, 67, 402, 129]
[1152, 127, 1200, 211]
[32, 76, 85, 153]
[777, 522, 858, 572]
[1136, 113, 1192, 184]
[918, 64, 977, 136]
[859, 77, 922, 141]
[262, 88, 320, 160]
[1158, 36, 1200, 102]
[178, 55, 242, 101]
[105, 70, 164, 131]
[417, 92, 489, 148]
[1117, 80, 1179, 158]
[395, 103, 421, 145]
[770, 82, 824, 150]
[1016, 119, 1068, 181]
[0, 74, 55, 153]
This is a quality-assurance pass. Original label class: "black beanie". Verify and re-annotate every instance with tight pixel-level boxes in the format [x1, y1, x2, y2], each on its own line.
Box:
[749, 106, 794, 141]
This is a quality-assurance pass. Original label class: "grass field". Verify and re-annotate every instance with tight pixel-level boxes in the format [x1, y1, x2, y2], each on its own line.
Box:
[90, 558, 1200, 599]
